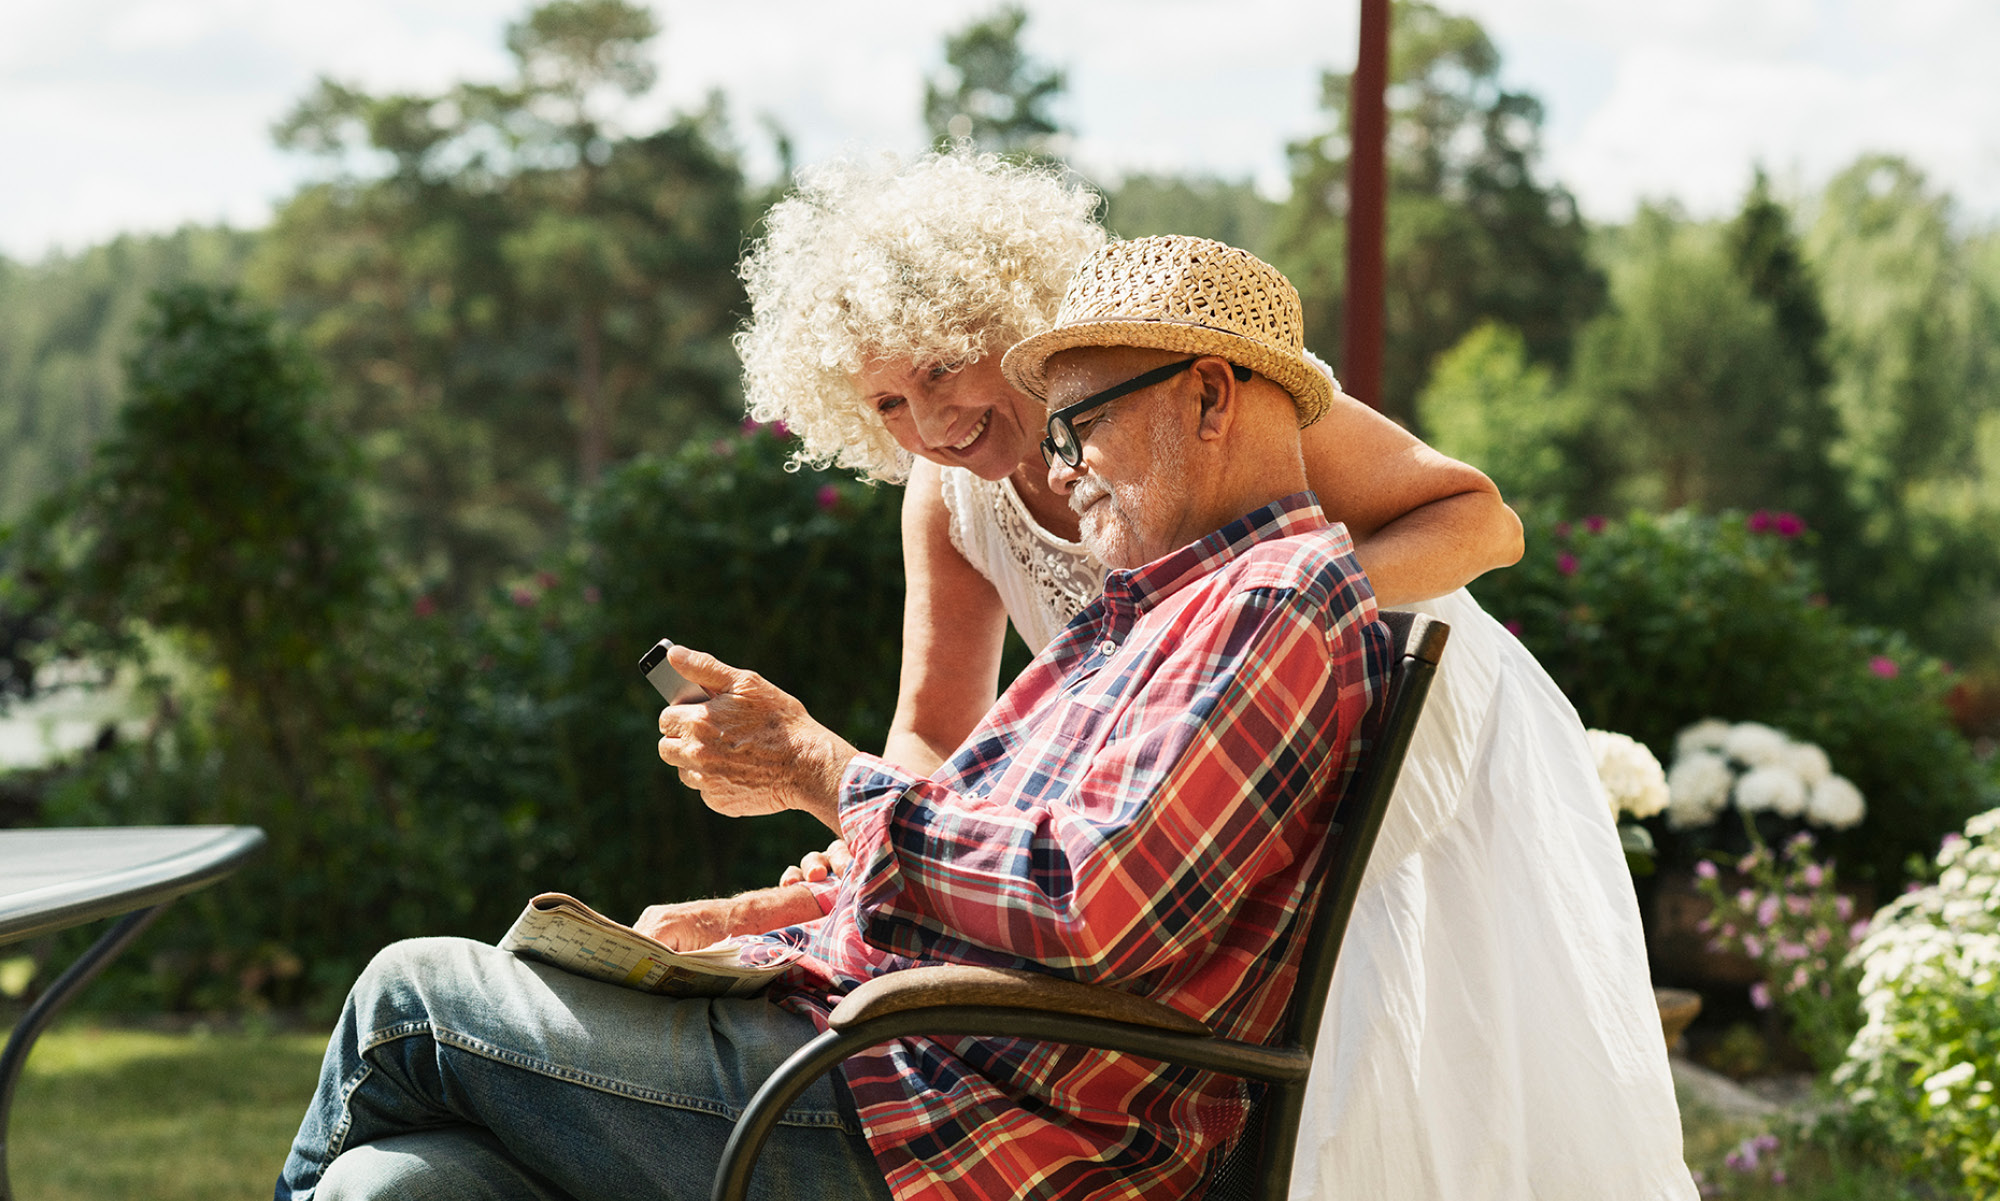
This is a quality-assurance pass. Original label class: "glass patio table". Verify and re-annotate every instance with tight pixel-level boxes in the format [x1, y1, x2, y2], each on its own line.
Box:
[0, 825, 266, 1200]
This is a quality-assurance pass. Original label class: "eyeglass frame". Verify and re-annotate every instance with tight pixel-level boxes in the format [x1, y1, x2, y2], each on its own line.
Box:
[1039, 356, 1253, 468]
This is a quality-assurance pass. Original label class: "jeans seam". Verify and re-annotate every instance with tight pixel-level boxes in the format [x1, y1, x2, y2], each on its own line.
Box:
[423, 1024, 855, 1132]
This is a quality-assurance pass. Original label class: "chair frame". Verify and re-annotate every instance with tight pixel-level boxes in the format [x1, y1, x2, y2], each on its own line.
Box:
[710, 611, 1449, 1201]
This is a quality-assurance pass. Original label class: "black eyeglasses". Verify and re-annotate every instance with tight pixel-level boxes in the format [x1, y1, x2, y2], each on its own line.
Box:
[1039, 358, 1252, 468]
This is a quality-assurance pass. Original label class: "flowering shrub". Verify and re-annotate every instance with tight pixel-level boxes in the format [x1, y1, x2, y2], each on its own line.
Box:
[1666, 720, 1866, 834]
[1472, 507, 1997, 886]
[1587, 728, 1666, 872]
[1696, 831, 1868, 1072]
[1835, 808, 2000, 1194]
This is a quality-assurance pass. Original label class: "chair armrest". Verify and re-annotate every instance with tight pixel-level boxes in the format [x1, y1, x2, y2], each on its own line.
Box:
[828, 965, 1211, 1036]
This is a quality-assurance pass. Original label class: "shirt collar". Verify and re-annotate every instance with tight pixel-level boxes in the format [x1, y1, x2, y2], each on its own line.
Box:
[1100, 491, 1329, 615]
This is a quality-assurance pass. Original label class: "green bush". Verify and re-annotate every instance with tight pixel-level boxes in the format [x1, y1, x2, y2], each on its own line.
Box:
[1833, 807, 2000, 1195]
[1471, 508, 1996, 886]
[20, 382, 906, 1011]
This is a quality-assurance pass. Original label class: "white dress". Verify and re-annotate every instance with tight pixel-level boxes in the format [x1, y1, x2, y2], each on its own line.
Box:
[939, 467, 1696, 1200]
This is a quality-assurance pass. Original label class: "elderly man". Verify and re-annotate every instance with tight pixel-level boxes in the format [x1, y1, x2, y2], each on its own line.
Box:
[276, 236, 1387, 1201]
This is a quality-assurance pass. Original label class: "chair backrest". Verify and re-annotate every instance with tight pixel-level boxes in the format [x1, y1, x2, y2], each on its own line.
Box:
[1205, 609, 1449, 1201]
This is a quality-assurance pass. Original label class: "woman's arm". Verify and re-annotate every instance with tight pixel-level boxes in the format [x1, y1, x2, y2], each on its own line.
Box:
[880, 458, 1013, 775]
[1303, 388, 1523, 605]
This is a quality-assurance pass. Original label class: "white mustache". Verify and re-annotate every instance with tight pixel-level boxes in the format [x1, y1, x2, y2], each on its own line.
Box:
[1068, 475, 1111, 516]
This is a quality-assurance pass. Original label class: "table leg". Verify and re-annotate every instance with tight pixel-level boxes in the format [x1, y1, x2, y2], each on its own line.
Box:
[0, 905, 166, 1201]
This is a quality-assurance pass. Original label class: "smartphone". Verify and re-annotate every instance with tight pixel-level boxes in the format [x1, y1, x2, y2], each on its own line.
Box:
[639, 638, 709, 705]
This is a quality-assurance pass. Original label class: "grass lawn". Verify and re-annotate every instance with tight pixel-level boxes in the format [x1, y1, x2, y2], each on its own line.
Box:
[9, 1021, 326, 1201]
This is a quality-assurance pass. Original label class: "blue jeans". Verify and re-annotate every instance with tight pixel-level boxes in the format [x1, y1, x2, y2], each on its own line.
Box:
[276, 937, 891, 1201]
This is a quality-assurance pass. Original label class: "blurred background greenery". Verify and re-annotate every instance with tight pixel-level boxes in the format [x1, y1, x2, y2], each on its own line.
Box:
[1, 0, 1996, 1028]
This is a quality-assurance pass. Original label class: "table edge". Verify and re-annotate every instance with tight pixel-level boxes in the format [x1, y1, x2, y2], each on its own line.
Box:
[0, 826, 268, 945]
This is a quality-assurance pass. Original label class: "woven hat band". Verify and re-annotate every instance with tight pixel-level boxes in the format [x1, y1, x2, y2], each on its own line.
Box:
[1001, 235, 1333, 425]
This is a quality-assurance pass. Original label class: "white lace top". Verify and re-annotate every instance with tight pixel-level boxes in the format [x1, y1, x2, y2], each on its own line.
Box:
[937, 467, 1102, 653]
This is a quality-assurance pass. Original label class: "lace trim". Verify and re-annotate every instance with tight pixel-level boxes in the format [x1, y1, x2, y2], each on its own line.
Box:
[987, 474, 1101, 631]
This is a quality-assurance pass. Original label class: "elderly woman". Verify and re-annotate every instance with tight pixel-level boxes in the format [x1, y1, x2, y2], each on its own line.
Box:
[713, 152, 1692, 1198]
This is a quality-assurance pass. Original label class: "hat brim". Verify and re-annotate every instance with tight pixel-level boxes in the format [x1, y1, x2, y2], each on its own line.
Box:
[1001, 318, 1333, 427]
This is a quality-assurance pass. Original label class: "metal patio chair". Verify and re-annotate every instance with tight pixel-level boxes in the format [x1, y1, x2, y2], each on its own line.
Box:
[712, 610, 1450, 1201]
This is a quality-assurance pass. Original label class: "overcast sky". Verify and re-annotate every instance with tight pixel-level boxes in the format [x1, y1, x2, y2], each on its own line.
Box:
[3, 0, 1997, 262]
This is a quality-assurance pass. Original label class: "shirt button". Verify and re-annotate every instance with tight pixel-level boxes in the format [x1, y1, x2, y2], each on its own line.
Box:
[1098, 640, 1117, 656]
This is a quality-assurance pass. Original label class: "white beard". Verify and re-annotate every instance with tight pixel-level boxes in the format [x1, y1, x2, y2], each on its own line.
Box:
[1072, 404, 1192, 570]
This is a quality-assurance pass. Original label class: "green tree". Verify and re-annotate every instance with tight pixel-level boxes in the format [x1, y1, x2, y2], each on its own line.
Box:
[1805, 156, 2000, 666]
[923, 5, 1066, 156]
[1567, 208, 1808, 513]
[0, 228, 255, 521]
[256, 0, 749, 600]
[1727, 170, 1857, 541]
[1272, 0, 1601, 426]
[1102, 174, 1278, 254]
[1416, 322, 1602, 510]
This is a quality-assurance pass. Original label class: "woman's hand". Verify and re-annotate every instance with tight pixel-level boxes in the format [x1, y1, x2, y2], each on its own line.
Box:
[779, 839, 853, 887]
[655, 646, 858, 831]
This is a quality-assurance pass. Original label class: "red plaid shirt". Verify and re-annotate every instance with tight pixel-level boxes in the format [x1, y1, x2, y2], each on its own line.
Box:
[756, 493, 1386, 1201]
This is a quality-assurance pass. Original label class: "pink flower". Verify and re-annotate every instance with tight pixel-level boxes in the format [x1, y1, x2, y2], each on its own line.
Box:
[1835, 895, 1854, 920]
[1554, 521, 1572, 538]
[1849, 920, 1870, 943]
[1778, 940, 1810, 961]
[511, 587, 536, 608]
[1790, 965, 1810, 992]
[815, 484, 840, 512]
[1502, 620, 1523, 636]
[1583, 515, 1607, 534]
[536, 571, 559, 590]
[1869, 655, 1900, 679]
[1775, 512, 1805, 538]
[1757, 896, 1780, 928]
[1786, 895, 1812, 917]
[1744, 935, 1764, 958]
[1695, 860, 1719, 880]
[1750, 981, 1772, 1010]
[1802, 864, 1824, 888]
[1737, 887, 1757, 908]
[1557, 552, 1579, 576]
[1749, 509, 1775, 533]
[413, 594, 438, 618]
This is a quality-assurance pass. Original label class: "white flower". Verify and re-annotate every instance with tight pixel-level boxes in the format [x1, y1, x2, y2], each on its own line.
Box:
[1784, 741, 1832, 785]
[1807, 774, 1867, 830]
[1587, 729, 1669, 820]
[1666, 751, 1732, 830]
[1724, 721, 1792, 768]
[1675, 719, 1734, 761]
[1735, 764, 1808, 816]
[1967, 809, 2000, 841]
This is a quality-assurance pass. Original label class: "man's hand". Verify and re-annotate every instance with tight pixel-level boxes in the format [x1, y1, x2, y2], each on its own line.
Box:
[779, 838, 853, 887]
[655, 646, 857, 832]
[635, 885, 827, 950]
[633, 898, 732, 951]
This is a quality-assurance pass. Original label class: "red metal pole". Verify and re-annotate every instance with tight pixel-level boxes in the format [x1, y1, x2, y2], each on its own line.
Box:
[1344, 0, 1389, 412]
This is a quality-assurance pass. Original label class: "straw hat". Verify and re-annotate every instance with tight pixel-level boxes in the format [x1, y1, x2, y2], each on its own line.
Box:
[1000, 235, 1333, 426]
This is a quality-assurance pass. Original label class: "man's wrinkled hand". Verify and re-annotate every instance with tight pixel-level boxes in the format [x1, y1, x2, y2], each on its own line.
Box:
[655, 645, 855, 831]
[633, 899, 730, 952]
[779, 838, 853, 887]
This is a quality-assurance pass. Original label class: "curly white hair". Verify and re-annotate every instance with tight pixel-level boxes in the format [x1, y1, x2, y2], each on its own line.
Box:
[734, 149, 1106, 481]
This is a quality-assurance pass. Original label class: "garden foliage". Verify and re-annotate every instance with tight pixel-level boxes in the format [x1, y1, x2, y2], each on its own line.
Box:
[1836, 808, 2000, 1195]
[15, 287, 907, 1010]
[1471, 508, 1996, 886]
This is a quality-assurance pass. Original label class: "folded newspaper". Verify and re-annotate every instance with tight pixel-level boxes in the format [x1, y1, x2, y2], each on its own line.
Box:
[499, 892, 799, 998]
